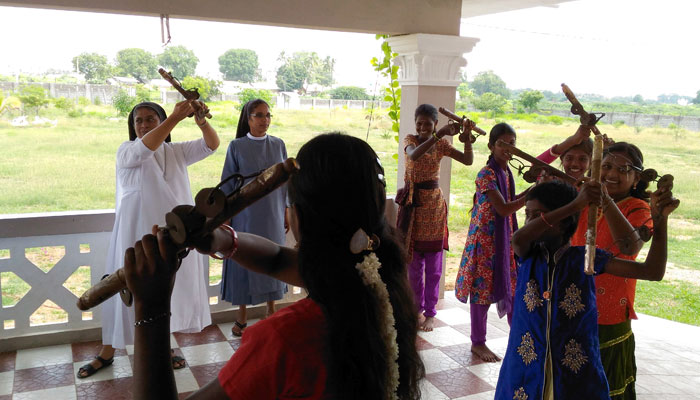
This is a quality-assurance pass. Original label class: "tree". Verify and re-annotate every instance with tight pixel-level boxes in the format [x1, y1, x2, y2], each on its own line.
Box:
[632, 94, 645, 104]
[518, 89, 544, 112]
[237, 88, 274, 109]
[115, 48, 158, 83]
[158, 45, 199, 78]
[218, 49, 259, 82]
[181, 76, 222, 101]
[72, 52, 112, 83]
[470, 70, 510, 98]
[328, 86, 369, 100]
[275, 52, 335, 94]
[472, 92, 507, 116]
[692, 90, 700, 105]
[18, 85, 49, 115]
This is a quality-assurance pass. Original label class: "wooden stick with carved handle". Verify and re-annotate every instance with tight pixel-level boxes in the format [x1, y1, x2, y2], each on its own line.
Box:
[495, 140, 579, 185]
[584, 135, 604, 275]
[158, 68, 212, 120]
[76, 158, 300, 311]
[438, 107, 488, 143]
[561, 83, 603, 137]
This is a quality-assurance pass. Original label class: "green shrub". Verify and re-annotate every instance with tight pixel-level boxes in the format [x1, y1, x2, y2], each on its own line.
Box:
[328, 86, 369, 100]
[93, 96, 102, 106]
[67, 108, 85, 118]
[18, 85, 49, 115]
[53, 97, 74, 111]
[134, 84, 152, 102]
[112, 89, 139, 116]
[613, 120, 625, 128]
[548, 115, 563, 125]
[237, 88, 274, 109]
[77, 96, 91, 107]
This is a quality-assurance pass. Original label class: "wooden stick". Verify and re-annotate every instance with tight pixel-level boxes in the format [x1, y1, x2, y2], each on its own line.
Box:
[158, 68, 212, 119]
[438, 107, 487, 143]
[495, 140, 578, 185]
[76, 158, 299, 311]
[585, 135, 604, 275]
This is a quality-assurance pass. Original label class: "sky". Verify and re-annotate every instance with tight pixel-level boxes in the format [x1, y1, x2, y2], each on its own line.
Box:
[0, 0, 698, 100]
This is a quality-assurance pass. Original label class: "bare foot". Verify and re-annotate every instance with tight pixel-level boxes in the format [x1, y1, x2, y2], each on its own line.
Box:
[420, 316, 435, 332]
[471, 344, 501, 362]
[417, 313, 426, 330]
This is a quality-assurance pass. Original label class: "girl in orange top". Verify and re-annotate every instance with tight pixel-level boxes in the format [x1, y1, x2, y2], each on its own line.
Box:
[571, 142, 653, 400]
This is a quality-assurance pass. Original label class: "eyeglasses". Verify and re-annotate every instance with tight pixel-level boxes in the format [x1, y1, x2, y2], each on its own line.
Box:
[250, 113, 272, 119]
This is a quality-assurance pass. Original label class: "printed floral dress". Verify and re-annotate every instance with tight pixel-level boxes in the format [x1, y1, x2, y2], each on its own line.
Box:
[455, 166, 517, 305]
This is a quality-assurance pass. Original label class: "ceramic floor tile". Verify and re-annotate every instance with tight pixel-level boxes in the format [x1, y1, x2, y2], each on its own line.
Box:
[189, 361, 229, 387]
[13, 363, 74, 393]
[0, 353, 15, 373]
[426, 367, 494, 398]
[174, 324, 227, 348]
[73, 355, 132, 383]
[467, 361, 504, 386]
[436, 307, 470, 326]
[0, 394, 10, 400]
[438, 344, 486, 367]
[228, 339, 242, 351]
[634, 374, 686, 395]
[648, 374, 699, 395]
[418, 326, 469, 348]
[416, 335, 435, 351]
[174, 367, 200, 393]
[75, 376, 132, 400]
[180, 342, 234, 367]
[0, 371, 12, 396]
[420, 348, 462, 374]
[419, 379, 449, 400]
[13, 384, 76, 400]
[15, 344, 73, 370]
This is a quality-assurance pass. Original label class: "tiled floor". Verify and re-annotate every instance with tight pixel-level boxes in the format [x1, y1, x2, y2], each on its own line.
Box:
[2, 293, 700, 399]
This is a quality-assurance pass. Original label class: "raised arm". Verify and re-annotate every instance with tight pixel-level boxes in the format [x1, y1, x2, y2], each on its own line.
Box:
[604, 186, 679, 281]
[141, 100, 194, 151]
[550, 125, 591, 157]
[194, 101, 219, 151]
[512, 180, 598, 257]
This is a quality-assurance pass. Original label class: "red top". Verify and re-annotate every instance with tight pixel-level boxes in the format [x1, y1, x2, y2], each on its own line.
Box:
[571, 196, 652, 325]
[218, 298, 329, 399]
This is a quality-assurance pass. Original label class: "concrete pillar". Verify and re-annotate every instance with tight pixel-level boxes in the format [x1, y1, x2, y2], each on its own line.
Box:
[387, 33, 479, 296]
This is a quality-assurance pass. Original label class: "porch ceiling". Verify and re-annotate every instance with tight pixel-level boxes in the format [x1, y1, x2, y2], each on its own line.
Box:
[0, 0, 574, 35]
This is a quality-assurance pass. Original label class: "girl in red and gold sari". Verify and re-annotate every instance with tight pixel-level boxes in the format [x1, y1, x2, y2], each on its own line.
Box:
[571, 142, 654, 400]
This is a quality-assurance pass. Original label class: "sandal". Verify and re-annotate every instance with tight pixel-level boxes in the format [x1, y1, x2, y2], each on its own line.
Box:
[171, 354, 187, 370]
[77, 355, 114, 379]
[231, 320, 247, 337]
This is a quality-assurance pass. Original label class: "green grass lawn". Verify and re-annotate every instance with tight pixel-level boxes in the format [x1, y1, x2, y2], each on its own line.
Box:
[1, 103, 699, 326]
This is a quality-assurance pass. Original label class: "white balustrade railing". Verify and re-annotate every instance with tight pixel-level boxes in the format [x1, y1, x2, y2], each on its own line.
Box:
[0, 210, 307, 344]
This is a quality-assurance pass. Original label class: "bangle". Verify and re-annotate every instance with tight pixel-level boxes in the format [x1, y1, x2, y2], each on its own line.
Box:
[211, 224, 239, 260]
[134, 311, 171, 327]
[432, 132, 441, 141]
[540, 213, 554, 228]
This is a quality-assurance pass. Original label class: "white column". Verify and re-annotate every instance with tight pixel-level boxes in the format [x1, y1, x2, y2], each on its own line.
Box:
[387, 33, 479, 297]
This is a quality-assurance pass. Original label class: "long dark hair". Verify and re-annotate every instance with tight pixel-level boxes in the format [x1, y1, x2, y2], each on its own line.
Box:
[127, 102, 171, 143]
[290, 133, 424, 399]
[236, 99, 269, 139]
[486, 122, 517, 164]
[527, 180, 580, 242]
[603, 142, 649, 201]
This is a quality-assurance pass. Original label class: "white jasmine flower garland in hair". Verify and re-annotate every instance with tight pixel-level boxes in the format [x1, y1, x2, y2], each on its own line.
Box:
[355, 252, 400, 400]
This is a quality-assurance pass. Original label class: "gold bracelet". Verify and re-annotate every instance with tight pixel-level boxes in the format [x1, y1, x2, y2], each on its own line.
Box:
[432, 132, 441, 141]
